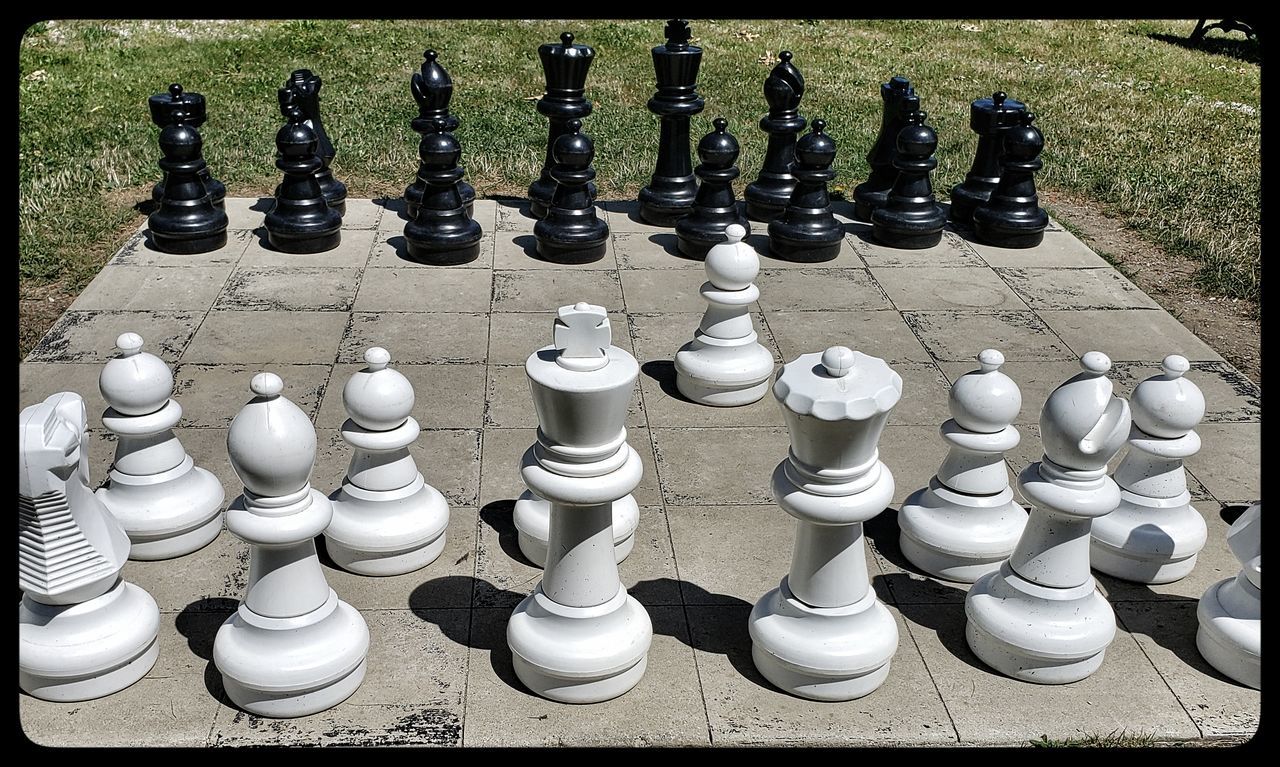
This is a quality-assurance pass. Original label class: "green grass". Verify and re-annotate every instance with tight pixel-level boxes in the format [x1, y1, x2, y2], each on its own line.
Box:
[18, 19, 1260, 326]
[1031, 730, 1160, 748]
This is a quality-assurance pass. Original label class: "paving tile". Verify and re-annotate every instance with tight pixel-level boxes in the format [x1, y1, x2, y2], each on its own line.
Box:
[964, 230, 1109, 268]
[878, 424, 953, 506]
[748, 231, 869, 269]
[70, 265, 233, 312]
[612, 231, 705, 269]
[484, 364, 644, 429]
[755, 268, 894, 311]
[899, 603, 1199, 744]
[849, 229, 985, 268]
[462, 607, 710, 746]
[222, 196, 273, 230]
[903, 310, 1074, 362]
[493, 231, 618, 270]
[478, 427, 661, 509]
[766, 309, 932, 363]
[124, 526, 248, 612]
[314, 428, 481, 510]
[872, 266, 1029, 311]
[651, 426, 790, 506]
[240, 227, 377, 267]
[355, 268, 492, 313]
[317, 363, 486, 429]
[626, 310, 782, 369]
[1109, 360, 1260, 423]
[864, 507, 977, 606]
[688, 605, 955, 745]
[1187, 423, 1260, 502]
[1038, 309, 1224, 362]
[215, 266, 360, 312]
[491, 269, 622, 313]
[20, 362, 112, 418]
[172, 362, 330, 427]
[598, 199, 673, 234]
[110, 228, 253, 267]
[488, 311, 631, 366]
[620, 268, 739, 313]
[170, 427, 242, 503]
[181, 310, 347, 364]
[337, 198, 383, 230]
[494, 197, 542, 232]
[636, 358, 787, 429]
[26, 310, 201, 364]
[996, 267, 1162, 310]
[338, 311, 489, 365]
[888, 360, 954, 427]
[368, 233, 496, 269]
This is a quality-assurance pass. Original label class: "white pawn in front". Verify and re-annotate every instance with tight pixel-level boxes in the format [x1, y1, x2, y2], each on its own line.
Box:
[19, 392, 160, 701]
[214, 373, 369, 717]
[965, 352, 1131, 684]
[749, 346, 902, 701]
[96, 332, 224, 560]
[899, 349, 1026, 582]
[1196, 502, 1260, 689]
[1091, 355, 1207, 583]
[325, 347, 450, 576]
[674, 223, 775, 407]
[506, 302, 653, 703]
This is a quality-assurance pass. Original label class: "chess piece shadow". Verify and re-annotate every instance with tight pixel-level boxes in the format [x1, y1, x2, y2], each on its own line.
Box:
[492, 195, 536, 223]
[868, 572, 993, 675]
[382, 234, 414, 264]
[373, 196, 412, 222]
[478, 499, 536, 567]
[511, 234, 544, 262]
[132, 197, 160, 216]
[249, 197, 274, 213]
[641, 360, 695, 404]
[1219, 503, 1252, 525]
[597, 200, 647, 228]
[175, 598, 240, 706]
[742, 233, 783, 265]
[645, 233, 702, 263]
[1145, 32, 1260, 64]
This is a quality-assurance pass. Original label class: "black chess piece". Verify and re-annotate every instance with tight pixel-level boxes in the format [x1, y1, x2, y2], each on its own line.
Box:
[973, 111, 1049, 249]
[744, 51, 806, 222]
[404, 118, 483, 265]
[280, 69, 347, 216]
[264, 97, 342, 254]
[534, 119, 609, 264]
[528, 32, 596, 219]
[767, 119, 843, 263]
[871, 109, 946, 250]
[949, 91, 1027, 227]
[405, 50, 475, 220]
[637, 19, 705, 227]
[149, 84, 225, 209]
[147, 106, 229, 254]
[852, 76, 919, 222]
[675, 118, 751, 259]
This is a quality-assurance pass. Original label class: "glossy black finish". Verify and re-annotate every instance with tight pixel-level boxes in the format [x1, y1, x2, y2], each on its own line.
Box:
[638, 19, 705, 227]
[744, 51, 806, 222]
[767, 119, 843, 263]
[871, 110, 946, 250]
[675, 118, 751, 259]
[949, 91, 1027, 226]
[404, 119, 483, 265]
[264, 98, 342, 254]
[280, 69, 347, 215]
[405, 50, 475, 220]
[149, 83, 225, 209]
[529, 32, 596, 219]
[852, 76, 918, 222]
[534, 119, 609, 264]
[147, 104, 229, 254]
[973, 111, 1049, 249]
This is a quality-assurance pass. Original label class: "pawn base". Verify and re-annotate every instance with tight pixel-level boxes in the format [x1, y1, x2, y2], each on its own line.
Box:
[638, 187, 695, 227]
[534, 237, 607, 265]
[870, 225, 944, 250]
[97, 463, 225, 561]
[266, 228, 342, 255]
[1089, 495, 1207, 585]
[149, 228, 229, 256]
[325, 481, 451, 577]
[404, 240, 481, 266]
[897, 483, 1026, 583]
[513, 490, 638, 568]
[1195, 575, 1260, 689]
[675, 373, 770, 408]
[766, 230, 842, 263]
[973, 214, 1047, 250]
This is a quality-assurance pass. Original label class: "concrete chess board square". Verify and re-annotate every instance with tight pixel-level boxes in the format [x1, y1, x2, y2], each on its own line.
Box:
[19, 199, 1259, 747]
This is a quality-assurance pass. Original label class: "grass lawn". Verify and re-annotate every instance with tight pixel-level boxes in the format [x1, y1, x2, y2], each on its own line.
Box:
[17, 19, 1260, 357]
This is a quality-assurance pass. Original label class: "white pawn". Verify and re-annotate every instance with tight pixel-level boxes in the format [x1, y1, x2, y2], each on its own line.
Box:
[1196, 502, 1260, 689]
[674, 223, 775, 406]
[214, 373, 369, 718]
[96, 332, 225, 560]
[966, 352, 1131, 684]
[1091, 355, 1207, 583]
[325, 347, 450, 576]
[19, 392, 160, 701]
[507, 302, 653, 703]
[749, 346, 902, 701]
[899, 349, 1026, 582]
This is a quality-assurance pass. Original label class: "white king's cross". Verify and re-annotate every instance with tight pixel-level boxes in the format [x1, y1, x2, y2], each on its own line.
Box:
[554, 302, 610, 359]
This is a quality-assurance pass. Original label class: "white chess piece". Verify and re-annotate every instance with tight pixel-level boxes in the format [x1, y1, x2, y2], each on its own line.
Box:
[19, 391, 161, 701]
[96, 332, 225, 560]
[214, 372, 370, 717]
[749, 346, 902, 701]
[899, 349, 1026, 582]
[1091, 355, 1207, 583]
[674, 223, 775, 406]
[325, 347, 450, 576]
[506, 302, 653, 703]
[1196, 502, 1260, 689]
[965, 352, 1131, 684]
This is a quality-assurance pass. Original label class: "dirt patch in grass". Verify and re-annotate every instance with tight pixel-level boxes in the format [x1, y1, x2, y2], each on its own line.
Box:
[1043, 189, 1260, 385]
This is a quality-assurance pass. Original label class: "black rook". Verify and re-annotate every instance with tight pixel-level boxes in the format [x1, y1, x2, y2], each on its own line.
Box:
[853, 76, 918, 222]
[149, 83, 225, 209]
[949, 91, 1027, 227]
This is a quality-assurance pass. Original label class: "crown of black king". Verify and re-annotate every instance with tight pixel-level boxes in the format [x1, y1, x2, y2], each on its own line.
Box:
[539, 32, 595, 101]
[652, 19, 702, 98]
[763, 51, 804, 113]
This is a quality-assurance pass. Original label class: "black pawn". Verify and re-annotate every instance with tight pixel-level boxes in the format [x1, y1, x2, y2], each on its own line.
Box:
[973, 112, 1049, 249]
[406, 50, 475, 220]
[638, 19, 705, 226]
[528, 32, 596, 219]
[871, 109, 946, 250]
[675, 118, 750, 259]
[264, 99, 342, 254]
[949, 91, 1027, 226]
[147, 107, 228, 254]
[744, 51, 806, 222]
[852, 76, 919, 222]
[281, 69, 347, 215]
[404, 118, 483, 265]
[149, 83, 225, 209]
[768, 119, 843, 263]
[534, 119, 609, 264]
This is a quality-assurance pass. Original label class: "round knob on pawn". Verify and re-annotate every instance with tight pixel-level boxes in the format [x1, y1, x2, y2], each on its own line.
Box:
[421, 118, 461, 168]
[1081, 350, 1111, 375]
[169, 83, 184, 101]
[704, 224, 757, 290]
[98, 332, 174, 416]
[795, 118, 836, 167]
[949, 348, 1022, 433]
[159, 115, 201, 159]
[1129, 354, 1205, 439]
[896, 110, 937, 159]
[276, 104, 316, 158]
[1002, 112, 1043, 161]
[228, 372, 317, 498]
[342, 347, 415, 432]
[697, 117, 739, 168]
[552, 119, 593, 168]
[821, 346, 856, 378]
